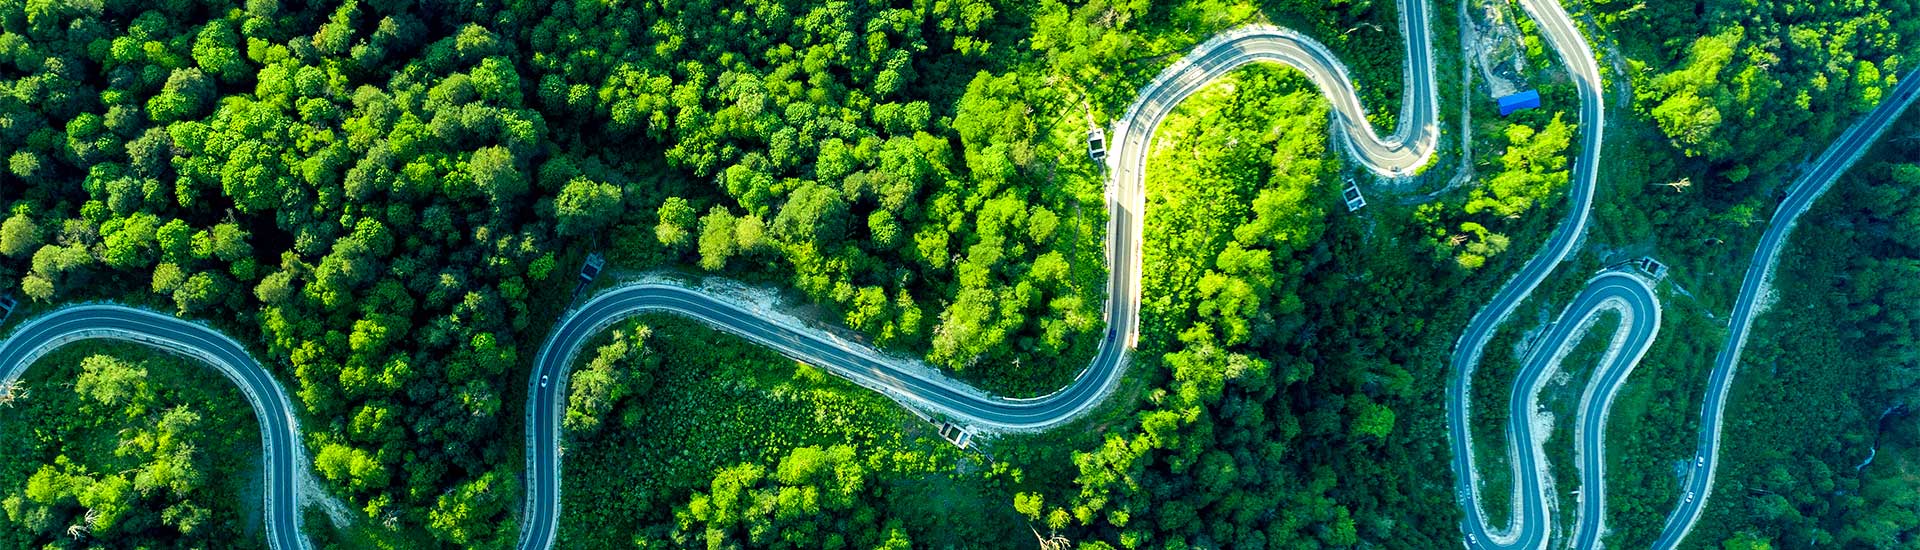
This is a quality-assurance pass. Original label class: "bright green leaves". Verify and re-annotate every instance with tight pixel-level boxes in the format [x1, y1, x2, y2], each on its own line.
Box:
[554, 177, 623, 237]
[1465, 113, 1575, 219]
[314, 443, 387, 495]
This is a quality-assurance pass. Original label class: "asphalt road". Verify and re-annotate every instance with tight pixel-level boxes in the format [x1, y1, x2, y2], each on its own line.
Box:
[1, 0, 1909, 547]
[1446, 0, 1607, 546]
[1566, 272, 1662, 550]
[1647, 69, 1920, 550]
[1445, 0, 1919, 542]
[521, 3, 1442, 548]
[0, 305, 310, 550]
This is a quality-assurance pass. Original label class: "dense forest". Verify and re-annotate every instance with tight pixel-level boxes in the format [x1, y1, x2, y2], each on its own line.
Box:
[1572, 0, 1920, 544]
[0, 344, 262, 549]
[0, 0, 1437, 545]
[1683, 111, 1920, 548]
[4, 0, 1919, 547]
[550, 59, 1553, 547]
[977, 61, 1504, 548]
[553, 315, 1009, 549]
[1588, 0, 1920, 285]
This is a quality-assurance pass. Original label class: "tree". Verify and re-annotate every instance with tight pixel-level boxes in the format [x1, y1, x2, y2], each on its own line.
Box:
[75, 355, 151, 417]
[314, 442, 386, 494]
[102, 213, 161, 269]
[191, 20, 248, 83]
[772, 182, 848, 243]
[172, 271, 226, 315]
[554, 177, 622, 237]
[426, 469, 514, 547]
[20, 274, 53, 301]
[565, 325, 653, 434]
[468, 145, 525, 204]
[655, 197, 696, 249]
[698, 206, 739, 271]
[0, 214, 39, 258]
[148, 68, 214, 123]
[152, 263, 187, 294]
[1348, 395, 1396, 441]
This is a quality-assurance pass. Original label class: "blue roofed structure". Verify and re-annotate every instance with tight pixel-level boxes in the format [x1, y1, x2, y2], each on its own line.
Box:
[1497, 89, 1541, 116]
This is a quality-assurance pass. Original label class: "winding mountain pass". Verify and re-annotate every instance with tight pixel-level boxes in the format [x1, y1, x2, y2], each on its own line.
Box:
[3, 0, 1916, 548]
[1647, 69, 1920, 550]
[1446, 0, 1607, 547]
[519, 2, 1445, 546]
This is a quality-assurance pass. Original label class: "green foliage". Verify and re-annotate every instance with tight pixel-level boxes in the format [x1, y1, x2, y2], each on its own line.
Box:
[0, 346, 261, 549]
[987, 63, 1481, 548]
[555, 177, 623, 237]
[653, 197, 695, 250]
[1466, 114, 1574, 219]
[557, 316, 1008, 547]
[673, 445, 914, 549]
[1675, 116, 1920, 549]
[1594, 0, 1915, 177]
[0, 214, 40, 257]
[564, 325, 656, 434]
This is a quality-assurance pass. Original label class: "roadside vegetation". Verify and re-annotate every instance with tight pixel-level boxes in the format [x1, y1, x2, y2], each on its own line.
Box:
[0, 343, 261, 549]
[0, 0, 1442, 545]
[563, 55, 1540, 546]
[981, 59, 1538, 547]
[557, 315, 1011, 548]
[1539, 312, 1622, 529]
[4, 0, 1914, 547]
[1681, 110, 1920, 548]
[1593, 291, 1719, 545]
[1572, 0, 1920, 543]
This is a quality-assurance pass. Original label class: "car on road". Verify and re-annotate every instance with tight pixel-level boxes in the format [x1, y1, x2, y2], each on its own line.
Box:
[1696, 456, 1704, 468]
[540, 374, 550, 388]
[1684, 491, 1694, 504]
[1466, 533, 1478, 547]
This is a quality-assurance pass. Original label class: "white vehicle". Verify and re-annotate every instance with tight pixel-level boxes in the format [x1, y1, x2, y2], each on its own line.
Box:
[1466, 533, 1478, 547]
[1696, 456, 1705, 468]
[1684, 491, 1694, 504]
[1087, 128, 1107, 162]
[540, 374, 550, 388]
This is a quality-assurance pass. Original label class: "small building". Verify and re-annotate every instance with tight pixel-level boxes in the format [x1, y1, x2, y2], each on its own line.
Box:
[1341, 177, 1367, 212]
[1497, 90, 1541, 116]
[1635, 257, 1669, 280]
[937, 421, 973, 449]
[574, 253, 606, 297]
[1087, 127, 1107, 164]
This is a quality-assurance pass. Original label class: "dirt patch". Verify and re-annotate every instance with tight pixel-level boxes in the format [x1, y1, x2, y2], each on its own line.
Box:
[301, 465, 356, 531]
[1466, 0, 1533, 98]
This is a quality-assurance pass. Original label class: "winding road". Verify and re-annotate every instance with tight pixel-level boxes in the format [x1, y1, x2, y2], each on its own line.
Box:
[1648, 69, 1920, 549]
[1446, 0, 1609, 546]
[2, 0, 1916, 548]
[0, 306, 311, 550]
[520, 3, 1441, 547]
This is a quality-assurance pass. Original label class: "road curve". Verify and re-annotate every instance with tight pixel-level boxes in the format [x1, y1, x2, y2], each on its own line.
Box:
[1446, 0, 1606, 547]
[519, 2, 1440, 548]
[0, 305, 310, 550]
[1565, 272, 1662, 550]
[1, 0, 1902, 546]
[1649, 69, 1920, 550]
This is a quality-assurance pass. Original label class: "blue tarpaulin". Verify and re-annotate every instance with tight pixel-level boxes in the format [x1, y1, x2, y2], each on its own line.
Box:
[1498, 90, 1541, 116]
